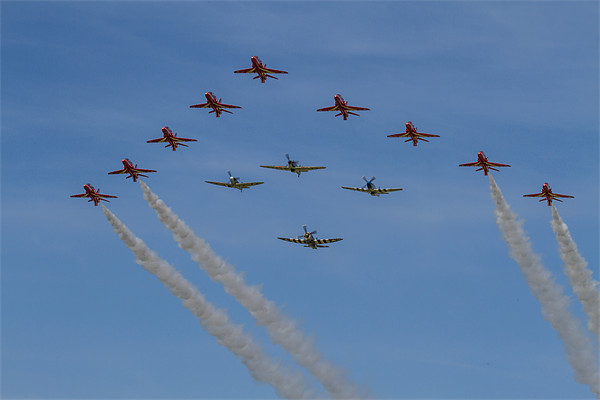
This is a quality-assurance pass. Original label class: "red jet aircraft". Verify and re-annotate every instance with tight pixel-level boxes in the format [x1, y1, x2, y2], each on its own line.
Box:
[147, 126, 197, 151]
[108, 158, 157, 182]
[523, 183, 574, 206]
[317, 94, 370, 120]
[189, 92, 241, 118]
[70, 184, 117, 206]
[459, 151, 511, 175]
[387, 121, 440, 146]
[234, 56, 288, 83]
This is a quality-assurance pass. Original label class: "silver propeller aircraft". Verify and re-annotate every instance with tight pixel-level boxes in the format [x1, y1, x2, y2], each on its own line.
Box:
[341, 176, 403, 197]
[277, 225, 343, 249]
[260, 154, 326, 177]
[205, 171, 264, 191]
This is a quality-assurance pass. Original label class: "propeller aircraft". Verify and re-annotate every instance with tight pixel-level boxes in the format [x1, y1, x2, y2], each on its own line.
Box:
[260, 154, 326, 177]
[341, 176, 403, 197]
[205, 171, 264, 191]
[277, 225, 343, 249]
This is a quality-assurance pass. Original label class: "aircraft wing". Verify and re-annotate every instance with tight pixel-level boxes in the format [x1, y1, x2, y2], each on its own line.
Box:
[133, 168, 158, 173]
[344, 105, 370, 111]
[70, 193, 88, 198]
[189, 102, 210, 108]
[551, 193, 574, 199]
[315, 238, 343, 244]
[216, 103, 242, 109]
[295, 166, 326, 172]
[487, 161, 511, 167]
[108, 168, 127, 175]
[417, 132, 440, 138]
[387, 133, 409, 138]
[205, 181, 234, 188]
[277, 237, 307, 244]
[99, 194, 118, 198]
[316, 105, 340, 112]
[147, 137, 167, 143]
[260, 165, 290, 171]
[523, 192, 545, 198]
[262, 67, 288, 74]
[374, 188, 403, 194]
[173, 137, 198, 142]
[341, 186, 368, 193]
[458, 161, 481, 167]
[237, 181, 264, 188]
[234, 67, 257, 74]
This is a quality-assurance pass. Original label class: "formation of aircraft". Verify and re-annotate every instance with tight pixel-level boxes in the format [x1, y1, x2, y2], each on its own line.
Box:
[341, 176, 403, 197]
[387, 121, 440, 147]
[317, 94, 370, 120]
[277, 225, 343, 249]
[70, 184, 118, 206]
[523, 183, 574, 206]
[189, 92, 242, 118]
[74, 55, 576, 250]
[205, 171, 264, 191]
[234, 56, 288, 83]
[108, 158, 157, 182]
[459, 152, 511, 176]
[260, 154, 326, 177]
[147, 126, 197, 151]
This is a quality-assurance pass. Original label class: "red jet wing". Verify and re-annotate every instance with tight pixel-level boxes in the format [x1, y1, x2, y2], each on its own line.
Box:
[215, 102, 242, 109]
[316, 105, 340, 112]
[458, 161, 482, 167]
[486, 161, 511, 167]
[343, 105, 370, 111]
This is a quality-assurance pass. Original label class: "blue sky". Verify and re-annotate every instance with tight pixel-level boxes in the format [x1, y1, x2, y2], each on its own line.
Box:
[2, 1, 598, 398]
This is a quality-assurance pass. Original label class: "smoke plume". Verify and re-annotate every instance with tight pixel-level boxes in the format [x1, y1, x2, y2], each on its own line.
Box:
[101, 205, 316, 399]
[488, 175, 600, 396]
[139, 180, 365, 399]
[551, 205, 600, 338]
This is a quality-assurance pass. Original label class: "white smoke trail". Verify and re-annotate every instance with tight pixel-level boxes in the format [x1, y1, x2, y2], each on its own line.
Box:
[488, 176, 600, 396]
[551, 205, 600, 338]
[139, 180, 365, 399]
[101, 205, 316, 399]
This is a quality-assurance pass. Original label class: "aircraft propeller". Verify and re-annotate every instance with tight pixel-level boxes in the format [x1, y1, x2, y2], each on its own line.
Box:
[285, 153, 298, 165]
[227, 170, 240, 182]
[302, 224, 317, 236]
[362, 176, 376, 188]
